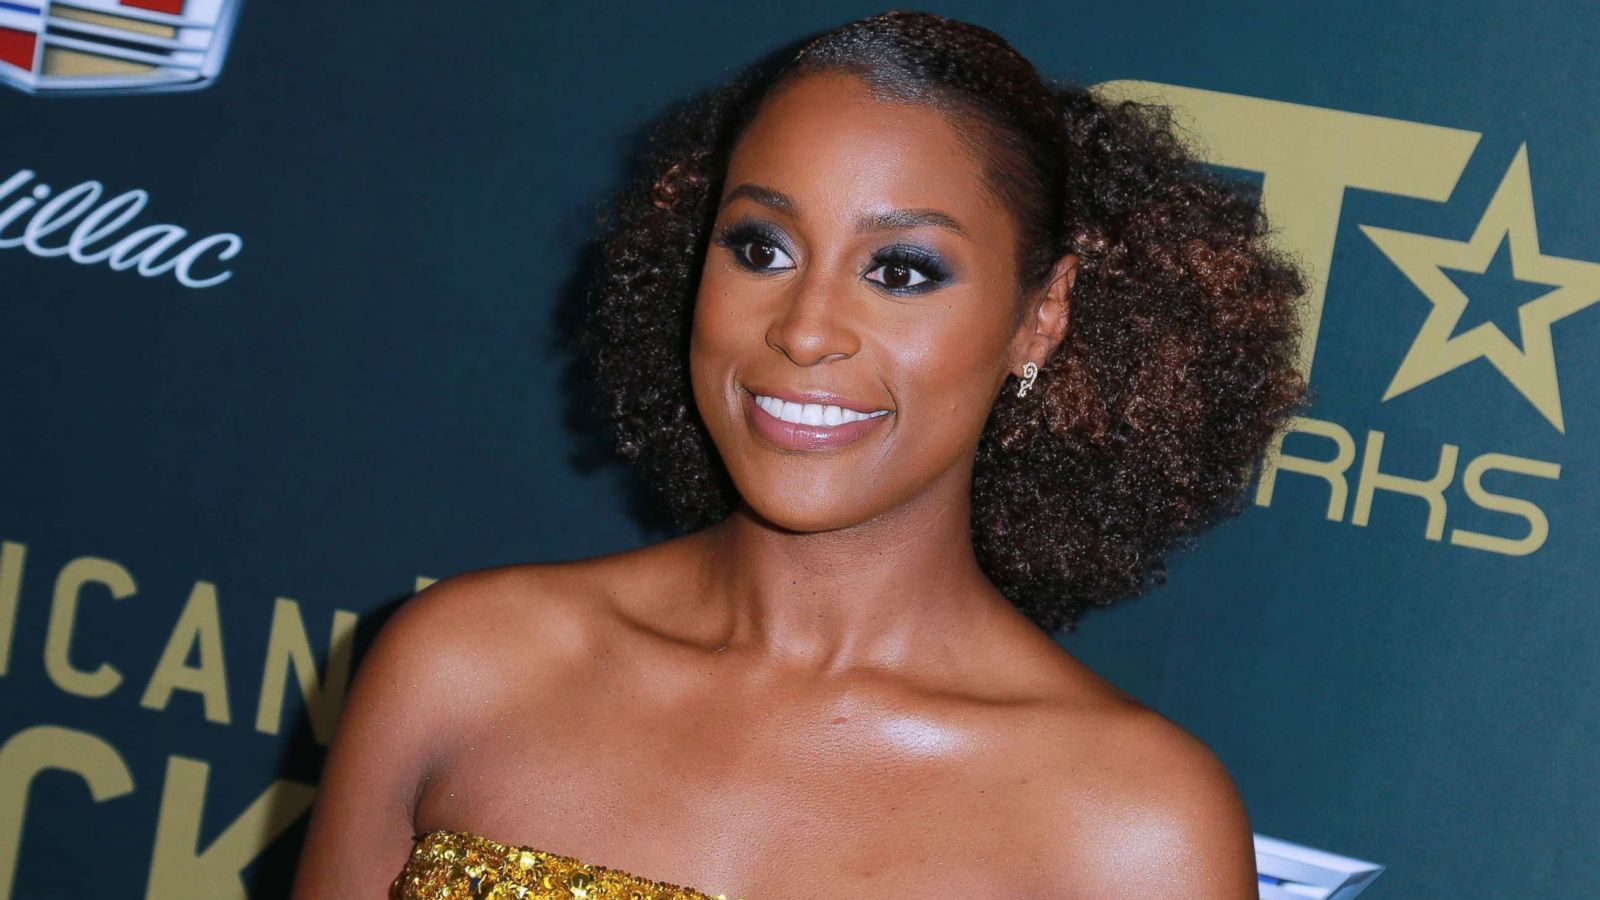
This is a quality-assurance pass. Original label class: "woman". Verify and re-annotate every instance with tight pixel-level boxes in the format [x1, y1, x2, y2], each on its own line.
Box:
[291, 11, 1306, 899]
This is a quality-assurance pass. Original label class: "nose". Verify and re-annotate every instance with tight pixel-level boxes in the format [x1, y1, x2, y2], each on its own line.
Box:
[764, 263, 861, 367]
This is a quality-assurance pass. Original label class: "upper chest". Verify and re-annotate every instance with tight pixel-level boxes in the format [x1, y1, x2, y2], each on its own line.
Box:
[409, 664, 1097, 897]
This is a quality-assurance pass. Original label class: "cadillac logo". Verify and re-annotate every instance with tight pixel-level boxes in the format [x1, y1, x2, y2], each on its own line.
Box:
[0, 0, 242, 95]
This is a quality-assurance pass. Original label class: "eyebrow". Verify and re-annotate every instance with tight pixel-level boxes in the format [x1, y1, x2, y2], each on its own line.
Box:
[718, 182, 969, 238]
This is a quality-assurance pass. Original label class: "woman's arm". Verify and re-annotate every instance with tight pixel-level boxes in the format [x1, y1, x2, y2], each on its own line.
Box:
[287, 578, 482, 899]
[1046, 709, 1260, 899]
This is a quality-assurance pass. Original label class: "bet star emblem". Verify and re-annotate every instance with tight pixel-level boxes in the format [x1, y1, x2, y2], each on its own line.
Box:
[1360, 144, 1600, 433]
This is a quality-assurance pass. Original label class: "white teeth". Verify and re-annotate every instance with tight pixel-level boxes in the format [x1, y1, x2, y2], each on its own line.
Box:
[753, 393, 890, 426]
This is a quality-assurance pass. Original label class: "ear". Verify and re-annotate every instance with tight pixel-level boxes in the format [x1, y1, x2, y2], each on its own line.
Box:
[1011, 253, 1078, 376]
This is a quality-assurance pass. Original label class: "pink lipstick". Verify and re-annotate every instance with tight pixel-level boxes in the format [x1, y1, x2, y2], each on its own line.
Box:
[742, 388, 891, 451]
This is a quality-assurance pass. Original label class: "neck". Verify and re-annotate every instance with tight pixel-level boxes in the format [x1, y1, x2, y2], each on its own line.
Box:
[691, 466, 1009, 674]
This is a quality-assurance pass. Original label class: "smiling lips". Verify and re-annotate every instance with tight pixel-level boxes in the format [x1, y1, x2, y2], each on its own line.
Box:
[742, 388, 892, 450]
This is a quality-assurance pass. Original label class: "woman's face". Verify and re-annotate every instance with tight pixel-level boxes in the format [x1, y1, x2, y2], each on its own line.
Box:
[690, 71, 1058, 533]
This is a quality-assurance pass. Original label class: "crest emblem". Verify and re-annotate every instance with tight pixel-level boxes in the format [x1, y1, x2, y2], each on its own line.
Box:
[0, 0, 242, 95]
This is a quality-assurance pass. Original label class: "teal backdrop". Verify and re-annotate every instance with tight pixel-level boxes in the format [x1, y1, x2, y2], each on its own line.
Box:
[0, 2, 1595, 897]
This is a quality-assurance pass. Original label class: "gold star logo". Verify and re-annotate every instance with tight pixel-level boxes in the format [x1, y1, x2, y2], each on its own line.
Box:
[1360, 144, 1600, 433]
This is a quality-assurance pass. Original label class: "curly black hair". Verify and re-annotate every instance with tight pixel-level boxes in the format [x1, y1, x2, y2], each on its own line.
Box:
[578, 11, 1309, 634]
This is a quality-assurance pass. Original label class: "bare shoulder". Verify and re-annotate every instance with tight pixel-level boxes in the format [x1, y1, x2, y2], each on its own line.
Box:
[373, 545, 685, 713]
[290, 559, 624, 898]
[362, 534, 702, 728]
[392, 562, 607, 675]
[1070, 706, 1255, 897]
[1000, 648, 1257, 899]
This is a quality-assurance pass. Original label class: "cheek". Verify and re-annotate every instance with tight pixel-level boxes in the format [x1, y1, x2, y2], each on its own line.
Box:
[690, 285, 728, 367]
[888, 304, 1012, 422]
[688, 275, 754, 415]
[691, 273, 747, 351]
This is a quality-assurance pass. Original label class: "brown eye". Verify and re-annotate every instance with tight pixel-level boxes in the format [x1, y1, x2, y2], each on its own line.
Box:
[880, 262, 912, 289]
[866, 260, 931, 290]
[714, 222, 797, 273]
[746, 241, 778, 268]
[733, 238, 795, 271]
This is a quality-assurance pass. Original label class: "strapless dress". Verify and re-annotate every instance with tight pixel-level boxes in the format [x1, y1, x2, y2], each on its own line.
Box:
[391, 828, 743, 899]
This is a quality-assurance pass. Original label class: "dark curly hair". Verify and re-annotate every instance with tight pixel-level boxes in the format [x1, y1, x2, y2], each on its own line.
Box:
[579, 11, 1310, 634]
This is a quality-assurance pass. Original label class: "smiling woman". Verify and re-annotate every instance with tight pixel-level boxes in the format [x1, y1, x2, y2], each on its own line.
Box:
[290, 10, 1308, 900]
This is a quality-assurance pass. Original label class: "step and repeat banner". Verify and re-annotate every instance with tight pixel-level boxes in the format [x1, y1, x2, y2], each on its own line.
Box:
[0, 2, 1594, 897]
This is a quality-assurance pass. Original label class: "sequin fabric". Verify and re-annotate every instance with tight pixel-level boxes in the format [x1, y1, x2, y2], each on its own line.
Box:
[391, 828, 741, 900]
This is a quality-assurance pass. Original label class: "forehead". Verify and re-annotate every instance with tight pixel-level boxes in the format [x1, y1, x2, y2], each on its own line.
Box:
[724, 71, 1006, 227]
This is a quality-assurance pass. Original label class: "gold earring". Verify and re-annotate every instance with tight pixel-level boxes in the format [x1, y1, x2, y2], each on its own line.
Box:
[1016, 361, 1038, 398]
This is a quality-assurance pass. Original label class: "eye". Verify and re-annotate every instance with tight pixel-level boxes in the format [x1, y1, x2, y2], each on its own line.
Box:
[866, 261, 930, 290]
[714, 221, 796, 273]
[864, 245, 951, 295]
[713, 223, 952, 295]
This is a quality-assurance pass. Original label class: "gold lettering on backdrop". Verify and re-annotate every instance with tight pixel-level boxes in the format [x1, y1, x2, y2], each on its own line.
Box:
[140, 581, 232, 725]
[255, 597, 358, 745]
[1450, 454, 1562, 556]
[7, 544, 375, 738]
[45, 556, 134, 698]
[0, 541, 428, 896]
[1352, 431, 1459, 541]
[1096, 82, 1579, 556]
[145, 756, 315, 900]
[0, 725, 135, 899]
[1254, 417, 1357, 520]
[0, 542, 24, 676]
[1253, 416, 1557, 555]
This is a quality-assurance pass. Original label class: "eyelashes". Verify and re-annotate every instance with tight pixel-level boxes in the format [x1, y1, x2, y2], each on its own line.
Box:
[714, 220, 796, 273]
[712, 219, 953, 295]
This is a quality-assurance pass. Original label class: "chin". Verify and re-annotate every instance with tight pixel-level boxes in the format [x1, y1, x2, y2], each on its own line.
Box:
[732, 484, 877, 535]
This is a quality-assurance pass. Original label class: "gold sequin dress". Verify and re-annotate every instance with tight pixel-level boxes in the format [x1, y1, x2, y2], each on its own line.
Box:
[392, 828, 742, 900]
